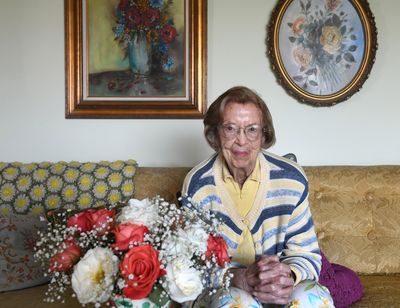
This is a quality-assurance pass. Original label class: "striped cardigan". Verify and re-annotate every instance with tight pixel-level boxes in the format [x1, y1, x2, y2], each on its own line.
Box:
[181, 151, 321, 286]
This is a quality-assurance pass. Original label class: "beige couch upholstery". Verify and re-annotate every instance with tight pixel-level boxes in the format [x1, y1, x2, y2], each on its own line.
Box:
[1, 166, 399, 307]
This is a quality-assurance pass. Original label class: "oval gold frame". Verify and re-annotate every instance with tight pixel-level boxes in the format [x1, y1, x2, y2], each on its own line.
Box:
[266, 0, 378, 107]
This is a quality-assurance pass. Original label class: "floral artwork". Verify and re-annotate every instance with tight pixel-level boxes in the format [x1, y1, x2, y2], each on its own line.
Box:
[267, 0, 377, 106]
[65, 0, 207, 118]
[279, 0, 364, 95]
[86, 0, 185, 98]
[34, 197, 230, 307]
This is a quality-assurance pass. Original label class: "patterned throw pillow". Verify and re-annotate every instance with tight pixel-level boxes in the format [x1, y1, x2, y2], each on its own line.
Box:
[0, 160, 137, 291]
[0, 214, 48, 292]
[0, 160, 137, 215]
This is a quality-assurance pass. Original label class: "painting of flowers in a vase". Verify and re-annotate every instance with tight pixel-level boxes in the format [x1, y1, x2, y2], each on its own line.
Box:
[86, 0, 185, 98]
[278, 0, 365, 96]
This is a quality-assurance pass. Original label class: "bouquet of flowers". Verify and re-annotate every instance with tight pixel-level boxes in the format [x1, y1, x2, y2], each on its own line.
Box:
[113, 0, 178, 72]
[114, 0, 177, 44]
[34, 197, 230, 307]
[286, 0, 359, 94]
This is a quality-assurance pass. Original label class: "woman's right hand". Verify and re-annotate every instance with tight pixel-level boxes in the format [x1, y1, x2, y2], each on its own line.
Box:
[229, 255, 294, 305]
[229, 255, 278, 292]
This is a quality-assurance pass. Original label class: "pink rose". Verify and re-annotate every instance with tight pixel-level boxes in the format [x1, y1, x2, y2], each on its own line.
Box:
[205, 235, 230, 267]
[49, 238, 81, 272]
[112, 223, 149, 251]
[326, 0, 341, 11]
[292, 15, 305, 35]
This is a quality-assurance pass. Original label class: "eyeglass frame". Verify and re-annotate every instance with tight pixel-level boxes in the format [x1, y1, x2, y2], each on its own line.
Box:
[218, 123, 266, 141]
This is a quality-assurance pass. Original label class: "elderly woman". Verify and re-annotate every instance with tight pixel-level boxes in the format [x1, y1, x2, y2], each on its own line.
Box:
[181, 86, 334, 307]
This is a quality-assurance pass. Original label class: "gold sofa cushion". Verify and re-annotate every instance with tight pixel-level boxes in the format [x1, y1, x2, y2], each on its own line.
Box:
[353, 275, 400, 307]
[305, 166, 400, 274]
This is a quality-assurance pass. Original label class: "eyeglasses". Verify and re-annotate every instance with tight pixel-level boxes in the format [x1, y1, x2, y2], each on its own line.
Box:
[219, 123, 264, 141]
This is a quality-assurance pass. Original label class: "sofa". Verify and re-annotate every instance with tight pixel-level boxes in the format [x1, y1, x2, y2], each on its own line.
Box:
[1, 164, 399, 307]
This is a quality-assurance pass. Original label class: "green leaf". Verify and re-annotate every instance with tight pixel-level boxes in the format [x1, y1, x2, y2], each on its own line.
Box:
[340, 25, 347, 35]
[304, 282, 316, 291]
[289, 36, 296, 43]
[350, 34, 357, 40]
[293, 75, 304, 82]
[344, 52, 356, 63]
[309, 80, 318, 86]
[148, 286, 170, 307]
[114, 298, 133, 308]
[332, 14, 341, 27]
[300, 1, 305, 11]
[348, 45, 357, 52]
[287, 22, 293, 28]
[305, 69, 315, 76]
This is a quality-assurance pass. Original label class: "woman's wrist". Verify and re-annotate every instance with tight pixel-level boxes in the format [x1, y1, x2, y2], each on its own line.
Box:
[228, 267, 252, 293]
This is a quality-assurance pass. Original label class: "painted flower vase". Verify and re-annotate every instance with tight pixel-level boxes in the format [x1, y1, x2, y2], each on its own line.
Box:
[128, 33, 152, 75]
[112, 296, 171, 308]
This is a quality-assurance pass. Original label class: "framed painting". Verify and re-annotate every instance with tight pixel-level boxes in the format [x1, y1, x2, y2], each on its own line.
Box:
[65, 0, 207, 118]
[267, 0, 377, 106]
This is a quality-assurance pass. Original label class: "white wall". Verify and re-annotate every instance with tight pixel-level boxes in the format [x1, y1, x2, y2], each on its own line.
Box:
[0, 0, 399, 167]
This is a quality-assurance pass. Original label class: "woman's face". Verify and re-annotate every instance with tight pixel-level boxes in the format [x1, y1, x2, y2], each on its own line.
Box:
[218, 102, 264, 177]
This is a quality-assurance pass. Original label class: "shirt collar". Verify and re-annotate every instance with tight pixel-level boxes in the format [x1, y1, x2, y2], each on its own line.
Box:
[222, 156, 261, 183]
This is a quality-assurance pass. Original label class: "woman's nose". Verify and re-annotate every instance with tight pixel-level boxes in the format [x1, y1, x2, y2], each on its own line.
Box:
[235, 129, 248, 144]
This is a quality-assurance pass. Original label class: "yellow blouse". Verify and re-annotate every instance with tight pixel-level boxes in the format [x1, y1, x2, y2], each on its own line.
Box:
[222, 159, 260, 266]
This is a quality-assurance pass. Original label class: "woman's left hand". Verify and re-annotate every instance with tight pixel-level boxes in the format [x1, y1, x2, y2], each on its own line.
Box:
[252, 256, 294, 305]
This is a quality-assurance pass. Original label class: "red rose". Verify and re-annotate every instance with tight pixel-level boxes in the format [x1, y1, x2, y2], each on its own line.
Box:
[143, 9, 160, 27]
[205, 235, 230, 267]
[160, 24, 177, 44]
[49, 238, 81, 272]
[67, 208, 115, 235]
[127, 7, 142, 28]
[118, 0, 129, 10]
[112, 223, 149, 251]
[67, 209, 94, 233]
[89, 208, 115, 235]
[120, 244, 165, 299]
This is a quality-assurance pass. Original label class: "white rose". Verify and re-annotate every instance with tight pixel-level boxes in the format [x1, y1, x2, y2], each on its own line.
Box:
[183, 223, 208, 254]
[164, 257, 203, 303]
[118, 198, 159, 227]
[162, 232, 191, 258]
[71, 247, 118, 304]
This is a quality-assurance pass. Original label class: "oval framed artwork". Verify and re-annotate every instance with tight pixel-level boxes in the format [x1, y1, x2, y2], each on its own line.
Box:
[267, 0, 378, 106]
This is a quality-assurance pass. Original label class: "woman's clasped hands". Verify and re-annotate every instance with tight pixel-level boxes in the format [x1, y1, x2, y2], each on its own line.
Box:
[231, 255, 294, 305]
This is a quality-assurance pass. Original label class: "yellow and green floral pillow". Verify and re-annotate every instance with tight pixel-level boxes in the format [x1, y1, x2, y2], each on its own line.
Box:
[0, 160, 137, 216]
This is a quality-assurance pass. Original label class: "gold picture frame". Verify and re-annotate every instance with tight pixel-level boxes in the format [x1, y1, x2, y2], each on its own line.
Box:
[65, 0, 207, 118]
[267, 0, 377, 107]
